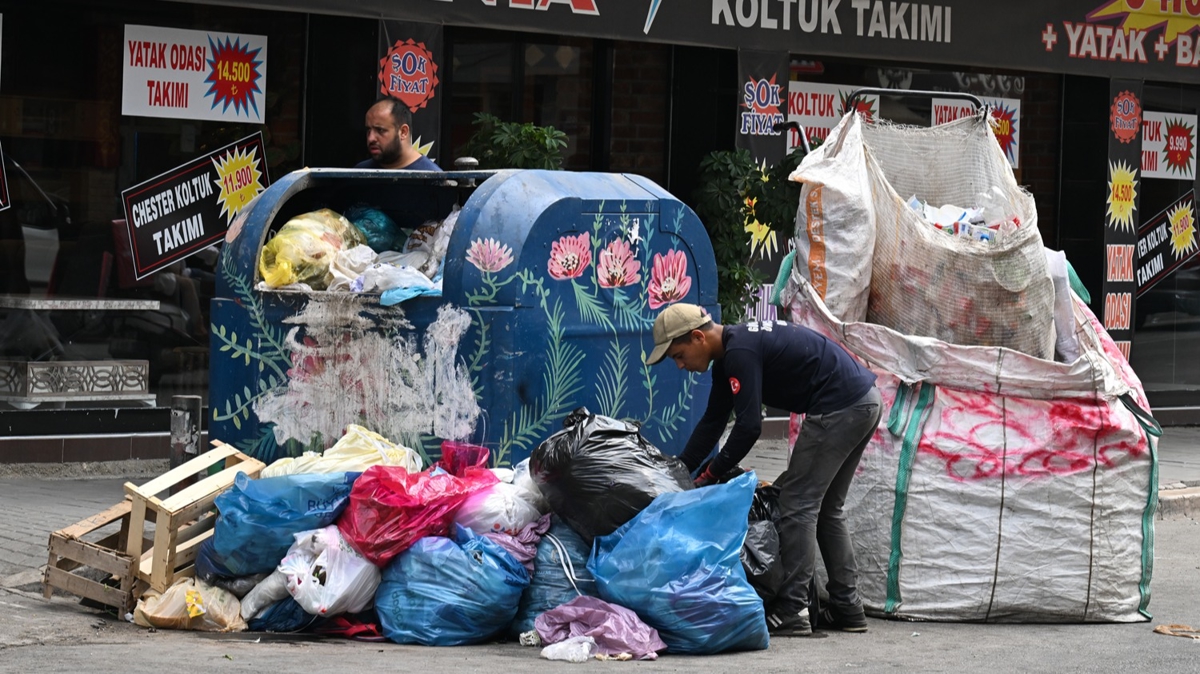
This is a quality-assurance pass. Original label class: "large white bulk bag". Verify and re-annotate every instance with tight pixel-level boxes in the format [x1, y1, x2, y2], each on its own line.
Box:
[780, 272, 1159, 622]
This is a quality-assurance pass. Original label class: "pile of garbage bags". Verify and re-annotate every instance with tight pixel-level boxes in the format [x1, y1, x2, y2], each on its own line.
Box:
[257, 205, 459, 306]
[135, 410, 774, 658]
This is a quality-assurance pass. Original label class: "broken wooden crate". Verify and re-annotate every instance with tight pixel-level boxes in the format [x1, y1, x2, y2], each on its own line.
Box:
[43, 443, 265, 611]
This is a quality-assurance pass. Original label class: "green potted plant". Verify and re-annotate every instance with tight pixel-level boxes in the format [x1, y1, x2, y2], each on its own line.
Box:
[460, 112, 568, 170]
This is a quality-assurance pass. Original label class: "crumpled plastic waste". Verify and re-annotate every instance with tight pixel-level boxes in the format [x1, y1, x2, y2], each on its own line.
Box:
[259, 208, 366, 289]
[589, 471, 768, 654]
[262, 424, 422, 478]
[531, 407, 692, 542]
[327, 245, 379, 291]
[344, 203, 401, 252]
[336, 464, 497, 566]
[134, 577, 247, 632]
[483, 512, 552, 576]
[534, 595, 666, 661]
[279, 525, 380, 617]
[540, 635, 597, 663]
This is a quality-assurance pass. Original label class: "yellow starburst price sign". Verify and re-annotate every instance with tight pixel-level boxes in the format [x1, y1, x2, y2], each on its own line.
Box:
[1107, 160, 1138, 232]
[1135, 192, 1200, 296]
[212, 144, 266, 225]
[1168, 200, 1197, 259]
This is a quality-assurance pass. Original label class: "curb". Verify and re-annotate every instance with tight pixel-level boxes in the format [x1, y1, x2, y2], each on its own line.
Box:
[1158, 486, 1200, 521]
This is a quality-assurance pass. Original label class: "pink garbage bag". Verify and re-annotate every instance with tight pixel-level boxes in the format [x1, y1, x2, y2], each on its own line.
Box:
[534, 595, 667, 660]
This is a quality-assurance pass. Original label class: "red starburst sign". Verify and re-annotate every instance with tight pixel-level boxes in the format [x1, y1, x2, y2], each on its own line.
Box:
[205, 36, 263, 118]
[378, 40, 439, 112]
[1164, 119, 1196, 175]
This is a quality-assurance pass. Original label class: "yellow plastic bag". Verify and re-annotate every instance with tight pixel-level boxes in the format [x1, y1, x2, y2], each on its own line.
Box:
[258, 209, 367, 289]
[262, 424, 423, 477]
[134, 577, 247, 632]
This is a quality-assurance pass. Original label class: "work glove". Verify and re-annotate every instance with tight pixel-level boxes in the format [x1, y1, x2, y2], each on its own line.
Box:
[693, 465, 718, 488]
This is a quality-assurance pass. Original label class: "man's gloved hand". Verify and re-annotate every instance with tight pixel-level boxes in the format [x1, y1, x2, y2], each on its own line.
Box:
[693, 464, 718, 488]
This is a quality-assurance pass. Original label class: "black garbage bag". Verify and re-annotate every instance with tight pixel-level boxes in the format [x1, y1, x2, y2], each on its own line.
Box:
[530, 407, 692, 542]
[742, 485, 784, 607]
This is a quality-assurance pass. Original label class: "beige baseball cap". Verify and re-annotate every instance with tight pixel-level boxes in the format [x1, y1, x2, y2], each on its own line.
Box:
[645, 303, 711, 365]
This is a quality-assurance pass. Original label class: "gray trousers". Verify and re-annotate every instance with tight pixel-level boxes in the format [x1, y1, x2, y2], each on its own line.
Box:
[773, 386, 882, 615]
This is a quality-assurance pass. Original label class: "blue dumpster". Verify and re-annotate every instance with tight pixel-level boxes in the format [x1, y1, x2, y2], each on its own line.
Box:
[210, 168, 717, 467]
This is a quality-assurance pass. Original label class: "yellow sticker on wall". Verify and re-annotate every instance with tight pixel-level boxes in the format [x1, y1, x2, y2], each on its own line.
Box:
[1107, 160, 1138, 232]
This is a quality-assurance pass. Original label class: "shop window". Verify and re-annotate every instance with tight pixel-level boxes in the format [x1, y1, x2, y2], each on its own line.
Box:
[0, 0, 304, 408]
[446, 31, 592, 170]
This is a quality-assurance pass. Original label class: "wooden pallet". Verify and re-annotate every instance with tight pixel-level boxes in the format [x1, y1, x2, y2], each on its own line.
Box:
[123, 442, 265, 593]
[43, 443, 265, 611]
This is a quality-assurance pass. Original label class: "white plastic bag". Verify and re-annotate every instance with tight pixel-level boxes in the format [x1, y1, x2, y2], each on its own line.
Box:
[453, 482, 543, 535]
[262, 424, 422, 477]
[541, 635, 597, 662]
[280, 526, 381, 616]
[512, 458, 550, 513]
[240, 569, 288, 620]
[327, 244, 379, 291]
[1044, 248, 1080, 363]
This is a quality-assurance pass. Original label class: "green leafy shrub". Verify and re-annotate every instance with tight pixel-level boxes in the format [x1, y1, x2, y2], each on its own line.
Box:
[692, 141, 817, 323]
[460, 112, 568, 170]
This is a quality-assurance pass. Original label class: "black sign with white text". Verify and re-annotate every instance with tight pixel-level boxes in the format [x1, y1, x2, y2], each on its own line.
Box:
[121, 132, 268, 279]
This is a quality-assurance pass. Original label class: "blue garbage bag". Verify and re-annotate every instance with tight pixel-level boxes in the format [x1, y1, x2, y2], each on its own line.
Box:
[509, 517, 597, 637]
[344, 204, 401, 252]
[377, 525, 530, 646]
[588, 471, 768, 654]
[247, 597, 323, 633]
[211, 471, 359, 576]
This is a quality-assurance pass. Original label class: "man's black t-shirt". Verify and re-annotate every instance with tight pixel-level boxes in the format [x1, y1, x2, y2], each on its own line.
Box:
[678, 320, 877, 475]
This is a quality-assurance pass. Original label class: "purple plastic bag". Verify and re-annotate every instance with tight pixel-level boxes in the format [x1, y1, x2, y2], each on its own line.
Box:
[484, 513, 551, 575]
[534, 595, 667, 660]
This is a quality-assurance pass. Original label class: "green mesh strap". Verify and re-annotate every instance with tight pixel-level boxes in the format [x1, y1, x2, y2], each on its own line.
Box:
[1120, 394, 1161, 619]
[886, 382, 913, 437]
[1065, 258, 1091, 305]
[884, 382, 936, 616]
[770, 250, 795, 309]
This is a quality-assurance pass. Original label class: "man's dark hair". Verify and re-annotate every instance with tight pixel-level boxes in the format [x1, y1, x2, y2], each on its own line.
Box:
[378, 98, 412, 130]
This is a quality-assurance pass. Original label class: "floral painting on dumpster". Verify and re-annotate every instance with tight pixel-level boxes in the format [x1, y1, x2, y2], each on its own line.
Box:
[210, 200, 701, 467]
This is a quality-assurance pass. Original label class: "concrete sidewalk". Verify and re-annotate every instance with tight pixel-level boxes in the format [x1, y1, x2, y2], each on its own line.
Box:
[3, 426, 1198, 588]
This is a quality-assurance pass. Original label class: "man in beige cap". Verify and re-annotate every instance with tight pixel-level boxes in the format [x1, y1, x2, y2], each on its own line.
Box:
[646, 303, 881, 638]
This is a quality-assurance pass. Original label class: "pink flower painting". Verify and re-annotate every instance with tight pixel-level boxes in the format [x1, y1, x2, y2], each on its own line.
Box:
[597, 239, 641, 288]
[466, 237, 514, 273]
[648, 249, 692, 309]
[548, 232, 592, 280]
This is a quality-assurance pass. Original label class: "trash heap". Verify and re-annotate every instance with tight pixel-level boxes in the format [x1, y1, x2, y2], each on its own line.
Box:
[257, 204, 458, 305]
[116, 409, 775, 659]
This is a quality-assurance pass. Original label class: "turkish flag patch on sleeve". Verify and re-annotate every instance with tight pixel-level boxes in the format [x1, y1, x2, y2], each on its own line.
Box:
[729, 377, 741, 394]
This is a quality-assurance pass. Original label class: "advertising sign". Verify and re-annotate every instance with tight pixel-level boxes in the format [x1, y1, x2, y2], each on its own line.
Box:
[377, 21, 444, 163]
[1102, 82, 1144, 359]
[121, 133, 268, 279]
[786, 82, 878, 150]
[122, 24, 268, 123]
[931, 97, 1022, 169]
[1141, 111, 1197, 180]
[737, 49, 788, 167]
[1136, 190, 1198, 296]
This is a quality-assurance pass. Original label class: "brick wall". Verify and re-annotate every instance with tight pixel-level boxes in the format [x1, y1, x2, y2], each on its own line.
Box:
[609, 41, 669, 184]
[1019, 73, 1063, 246]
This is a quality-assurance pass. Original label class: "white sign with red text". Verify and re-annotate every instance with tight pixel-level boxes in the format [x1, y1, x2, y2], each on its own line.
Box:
[122, 24, 268, 123]
[1141, 111, 1197, 181]
[786, 82, 879, 151]
[932, 97, 1021, 169]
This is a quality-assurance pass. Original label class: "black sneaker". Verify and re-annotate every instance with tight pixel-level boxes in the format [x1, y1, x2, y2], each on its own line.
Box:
[818, 606, 869, 633]
[766, 608, 820, 637]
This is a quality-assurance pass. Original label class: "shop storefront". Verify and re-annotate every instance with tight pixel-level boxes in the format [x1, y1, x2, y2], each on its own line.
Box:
[1, 0, 1198, 457]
